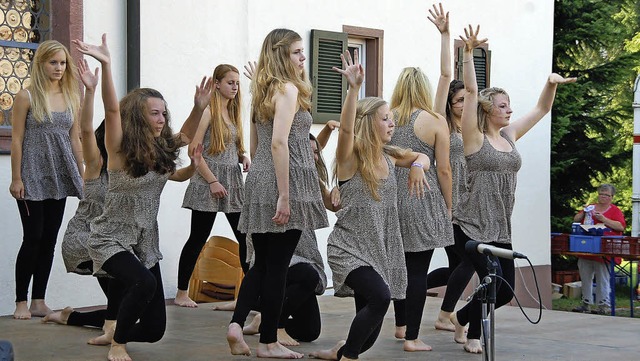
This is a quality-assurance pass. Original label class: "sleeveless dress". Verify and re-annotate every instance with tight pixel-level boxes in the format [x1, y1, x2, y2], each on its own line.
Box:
[238, 109, 328, 233]
[247, 230, 328, 295]
[454, 131, 521, 244]
[388, 110, 454, 252]
[62, 172, 108, 275]
[87, 170, 169, 273]
[182, 124, 244, 212]
[327, 155, 407, 299]
[449, 132, 467, 218]
[20, 90, 83, 200]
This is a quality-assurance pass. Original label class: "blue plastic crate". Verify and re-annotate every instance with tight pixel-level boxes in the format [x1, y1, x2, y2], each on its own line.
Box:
[569, 235, 601, 253]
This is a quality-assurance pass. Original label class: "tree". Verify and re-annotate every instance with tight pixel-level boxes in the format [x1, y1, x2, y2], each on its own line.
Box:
[551, 0, 640, 232]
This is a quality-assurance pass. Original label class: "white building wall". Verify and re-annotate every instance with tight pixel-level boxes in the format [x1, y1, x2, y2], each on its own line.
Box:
[0, 0, 553, 315]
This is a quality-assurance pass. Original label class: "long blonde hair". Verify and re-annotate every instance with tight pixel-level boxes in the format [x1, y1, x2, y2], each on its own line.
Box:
[208, 64, 245, 157]
[251, 28, 312, 123]
[477, 87, 509, 133]
[336, 97, 411, 201]
[390, 67, 437, 126]
[28, 40, 80, 123]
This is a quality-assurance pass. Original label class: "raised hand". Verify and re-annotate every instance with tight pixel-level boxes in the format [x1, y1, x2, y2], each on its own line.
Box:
[243, 61, 257, 80]
[194, 76, 213, 111]
[428, 2, 449, 34]
[73, 33, 111, 64]
[548, 73, 577, 84]
[459, 25, 488, 51]
[78, 58, 99, 91]
[326, 120, 340, 131]
[332, 49, 364, 89]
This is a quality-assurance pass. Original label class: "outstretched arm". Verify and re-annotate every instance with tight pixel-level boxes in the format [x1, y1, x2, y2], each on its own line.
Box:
[316, 120, 340, 150]
[170, 143, 204, 182]
[503, 74, 577, 141]
[74, 34, 121, 161]
[459, 25, 487, 155]
[332, 49, 364, 179]
[429, 2, 452, 116]
[177, 76, 213, 146]
[77, 58, 102, 179]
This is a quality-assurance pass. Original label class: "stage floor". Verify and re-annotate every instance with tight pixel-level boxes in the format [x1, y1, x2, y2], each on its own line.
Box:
[0, 295, 638, 360]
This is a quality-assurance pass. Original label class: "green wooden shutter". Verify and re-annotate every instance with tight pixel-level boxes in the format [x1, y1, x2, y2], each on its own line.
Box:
[456, 45, 491, 90]
[311, 30, 348, 124]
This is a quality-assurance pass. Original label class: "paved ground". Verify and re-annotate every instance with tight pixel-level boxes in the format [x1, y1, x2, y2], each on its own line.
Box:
[0, 295, 638, 360]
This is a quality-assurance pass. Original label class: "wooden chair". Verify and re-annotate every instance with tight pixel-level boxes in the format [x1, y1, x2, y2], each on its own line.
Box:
[188, 236, 244, 303]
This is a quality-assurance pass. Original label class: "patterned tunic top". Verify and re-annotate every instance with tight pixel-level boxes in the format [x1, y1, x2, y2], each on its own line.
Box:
[87, 170, 169, 273]
[327, 155, 407, 299]
[450, 132, 467, 219]
[19, 90, 83, 200]
[454, 131, 521, 244]
[62, 172, 108, 275]
[182, 124, 244, 212]
[238, 109, 328, 233]
[389, 110, 454, 252]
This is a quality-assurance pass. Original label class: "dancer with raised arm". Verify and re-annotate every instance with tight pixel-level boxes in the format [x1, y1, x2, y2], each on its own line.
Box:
[74, 34, 211, 361]
[310, 50, 430, 361]
[450, 26, 576, 354]
[226, 28, 328, 359]
[425, 3, 476, 333]
[10, 40, 84, 320]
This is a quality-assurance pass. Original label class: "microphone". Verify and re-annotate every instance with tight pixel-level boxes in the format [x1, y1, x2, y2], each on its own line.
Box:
[465, 240, 527, 260]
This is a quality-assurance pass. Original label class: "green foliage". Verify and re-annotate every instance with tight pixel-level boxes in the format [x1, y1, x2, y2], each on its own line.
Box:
[551, 0, 640, 232]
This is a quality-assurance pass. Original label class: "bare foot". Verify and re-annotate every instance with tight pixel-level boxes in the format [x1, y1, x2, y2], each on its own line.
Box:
[174, 290, 198, 308]
[243, 313, 261, 335]
[278, 328, 299, 346]
[464, 339, 483, 354]
[309, 340, 345, 360]
[450, 312, 467, 344]
[227, 322, 251, 356]
[434, 310, 455, 332]
[212, 300, 237, 311]
[89, 319, 116, 346]
[394, 325, 406, 339]
[42, 306, 74, 325]
[29, 299, 53, 317]
[108, 341, 132, 361]
[256, 342, 303, 359]
[13, 301, 31, 320]
[403, 339, 432, 352]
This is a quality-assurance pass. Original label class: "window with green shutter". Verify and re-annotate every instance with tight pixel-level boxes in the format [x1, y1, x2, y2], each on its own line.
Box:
[310, 29, 347, 124]
[454, 39, 491, 90]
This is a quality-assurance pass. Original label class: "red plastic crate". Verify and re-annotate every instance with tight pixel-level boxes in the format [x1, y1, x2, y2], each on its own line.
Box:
[550, 233, 569, 254]
[600, 237, 640, 256]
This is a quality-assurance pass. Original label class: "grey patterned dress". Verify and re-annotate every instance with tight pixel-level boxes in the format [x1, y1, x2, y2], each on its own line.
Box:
[327, 155, 407, 299]
[62, 173, 108, 275]
[247, 230, 328, 295]
[19, 90, 83, 200]
[454, 131, 521, 244]
[87, 170, 169, 273]
[182, 124, 244, 212]
[238, 109, 328, 233]
[450, 132, 467, 218]
[389, 110, 454, 252]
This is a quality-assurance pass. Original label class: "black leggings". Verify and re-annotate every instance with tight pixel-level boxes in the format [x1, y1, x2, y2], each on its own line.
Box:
[427, 244, 460, 289]
[230, 230, 301, 344]
[439, 226, 476, 312]
[337, 266, 391, 360]
[101, 252, 166, 344]
[177, 211, 248, 290]
[393, 250, 434, 340]
[453, 226, 515, 340]
[279, 263, 321, 342]
[66, 275, 125, 328]
[15, 199, 67, 302]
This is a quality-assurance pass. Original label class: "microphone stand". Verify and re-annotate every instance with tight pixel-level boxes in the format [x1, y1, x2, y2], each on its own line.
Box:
[480, 255, 499, 361]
